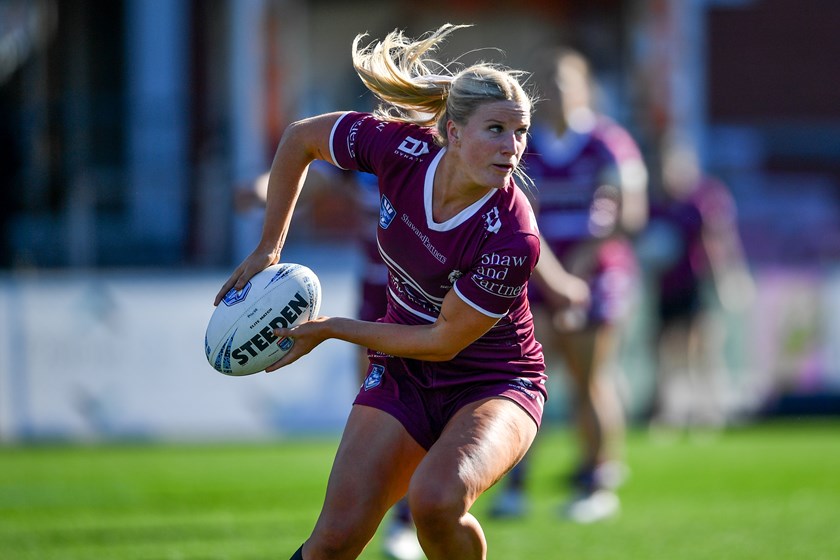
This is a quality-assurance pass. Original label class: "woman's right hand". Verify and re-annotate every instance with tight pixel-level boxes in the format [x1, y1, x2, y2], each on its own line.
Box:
[214, 248, 280, 306]
[550, 272, 591, 310]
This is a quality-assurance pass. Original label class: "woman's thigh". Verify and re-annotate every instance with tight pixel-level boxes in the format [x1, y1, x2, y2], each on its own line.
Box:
[411, 397, 538, 508]
[312, 404, 426, 539]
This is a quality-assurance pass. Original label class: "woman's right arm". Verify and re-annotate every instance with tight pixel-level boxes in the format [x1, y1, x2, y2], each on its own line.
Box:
[531, 234, 590, 311]
[214, 112, 346, 305]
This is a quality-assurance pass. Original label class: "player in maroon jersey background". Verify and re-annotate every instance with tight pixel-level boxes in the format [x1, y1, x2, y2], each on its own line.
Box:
[492, 46, 649, 523]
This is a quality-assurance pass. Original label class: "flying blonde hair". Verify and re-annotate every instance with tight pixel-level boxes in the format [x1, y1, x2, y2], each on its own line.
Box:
[351, 24, 534, 148]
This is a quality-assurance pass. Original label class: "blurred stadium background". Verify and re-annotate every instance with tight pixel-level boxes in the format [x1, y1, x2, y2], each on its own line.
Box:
[1, 0, 839, 444]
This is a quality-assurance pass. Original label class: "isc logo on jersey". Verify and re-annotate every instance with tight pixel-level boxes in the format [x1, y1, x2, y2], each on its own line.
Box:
[397, 136, 429, 158]
[379, 195, 396, 229]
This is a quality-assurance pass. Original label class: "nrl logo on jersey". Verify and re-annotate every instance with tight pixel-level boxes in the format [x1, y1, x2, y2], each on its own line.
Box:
[379, 195, 396, 229]
[483, 207, 501, 234]
[364, 364, 385, 391]
[397, 136, 430, 159]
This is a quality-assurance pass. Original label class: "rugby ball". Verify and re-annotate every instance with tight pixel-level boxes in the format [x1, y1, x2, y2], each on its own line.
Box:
[205, 263, 321, 376]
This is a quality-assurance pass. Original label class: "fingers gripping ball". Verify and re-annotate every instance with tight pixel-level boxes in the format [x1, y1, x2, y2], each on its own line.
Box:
[205, 263, 321, 375]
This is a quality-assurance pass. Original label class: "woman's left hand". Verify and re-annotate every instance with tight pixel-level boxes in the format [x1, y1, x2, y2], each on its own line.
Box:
[214, 249, 280, 306]
[265, 316, 331, 372]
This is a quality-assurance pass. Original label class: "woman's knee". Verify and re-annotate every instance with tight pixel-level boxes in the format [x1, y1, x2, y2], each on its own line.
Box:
[406, 477, 469, 531]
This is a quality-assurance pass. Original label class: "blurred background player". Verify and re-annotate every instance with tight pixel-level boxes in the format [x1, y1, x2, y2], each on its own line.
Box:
[491, 46, 648, 523]
[638, 137, 755, 435]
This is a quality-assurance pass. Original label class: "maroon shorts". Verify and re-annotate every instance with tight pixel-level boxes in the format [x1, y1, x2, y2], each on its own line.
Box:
[354, 356, 546, 450]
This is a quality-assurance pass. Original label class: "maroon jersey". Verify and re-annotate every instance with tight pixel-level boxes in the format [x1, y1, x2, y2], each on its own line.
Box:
[354, 170, 389, 322]
[526, 115, 646, 254]
[330, 112, 546, 391]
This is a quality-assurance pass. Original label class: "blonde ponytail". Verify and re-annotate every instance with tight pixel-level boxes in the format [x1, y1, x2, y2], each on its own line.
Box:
[351, 24, 463, 128]
[352, 24, 534, 147]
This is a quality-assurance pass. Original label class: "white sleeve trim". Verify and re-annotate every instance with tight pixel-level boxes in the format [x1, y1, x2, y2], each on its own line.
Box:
[328, 112, 351, 170]
[453, 283, 506, 319]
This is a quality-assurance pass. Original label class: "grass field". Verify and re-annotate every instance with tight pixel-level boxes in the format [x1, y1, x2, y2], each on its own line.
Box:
[1, 419, 839, 559]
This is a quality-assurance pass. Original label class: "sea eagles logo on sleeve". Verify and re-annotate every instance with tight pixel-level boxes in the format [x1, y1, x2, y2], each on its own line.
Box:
[397, 136, 430, 159]
[483, 207, 501, 234]
[379, 195, 396, 229]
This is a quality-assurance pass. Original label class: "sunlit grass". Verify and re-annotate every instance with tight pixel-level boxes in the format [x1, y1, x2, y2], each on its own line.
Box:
[1, 420, 838, 559]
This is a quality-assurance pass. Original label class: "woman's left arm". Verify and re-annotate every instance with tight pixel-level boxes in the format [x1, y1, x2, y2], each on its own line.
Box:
[610, 159, 649, 235]
[266, 289, 499, 371]
[214, 112, 345, 305]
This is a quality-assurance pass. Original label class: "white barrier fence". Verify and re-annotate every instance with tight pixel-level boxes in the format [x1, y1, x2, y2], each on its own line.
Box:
[1, 246, 838, 443]
[0, 246, 361, 443]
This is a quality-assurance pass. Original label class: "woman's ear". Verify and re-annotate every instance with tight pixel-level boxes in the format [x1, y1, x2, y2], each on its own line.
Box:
[447, 121, 460, 146]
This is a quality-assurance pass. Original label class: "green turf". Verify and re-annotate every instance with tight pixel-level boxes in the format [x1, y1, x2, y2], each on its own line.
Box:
[1, 420, 838, 559]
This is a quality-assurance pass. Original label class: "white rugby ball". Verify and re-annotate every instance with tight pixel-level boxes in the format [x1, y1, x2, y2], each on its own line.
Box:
[205, 263, 321, 376]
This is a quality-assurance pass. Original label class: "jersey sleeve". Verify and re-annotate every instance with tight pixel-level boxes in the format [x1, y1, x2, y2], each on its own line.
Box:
[329, 111, 402, 175]
[453, 230, 540, 318]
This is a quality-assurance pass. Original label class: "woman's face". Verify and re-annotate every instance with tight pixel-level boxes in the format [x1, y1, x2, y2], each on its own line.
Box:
[449, 100, 530, 190]
[539, 55, 589, 125]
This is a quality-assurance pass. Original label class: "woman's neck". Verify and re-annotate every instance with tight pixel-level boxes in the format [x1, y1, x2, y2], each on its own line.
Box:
[432, 152, 491, 223]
